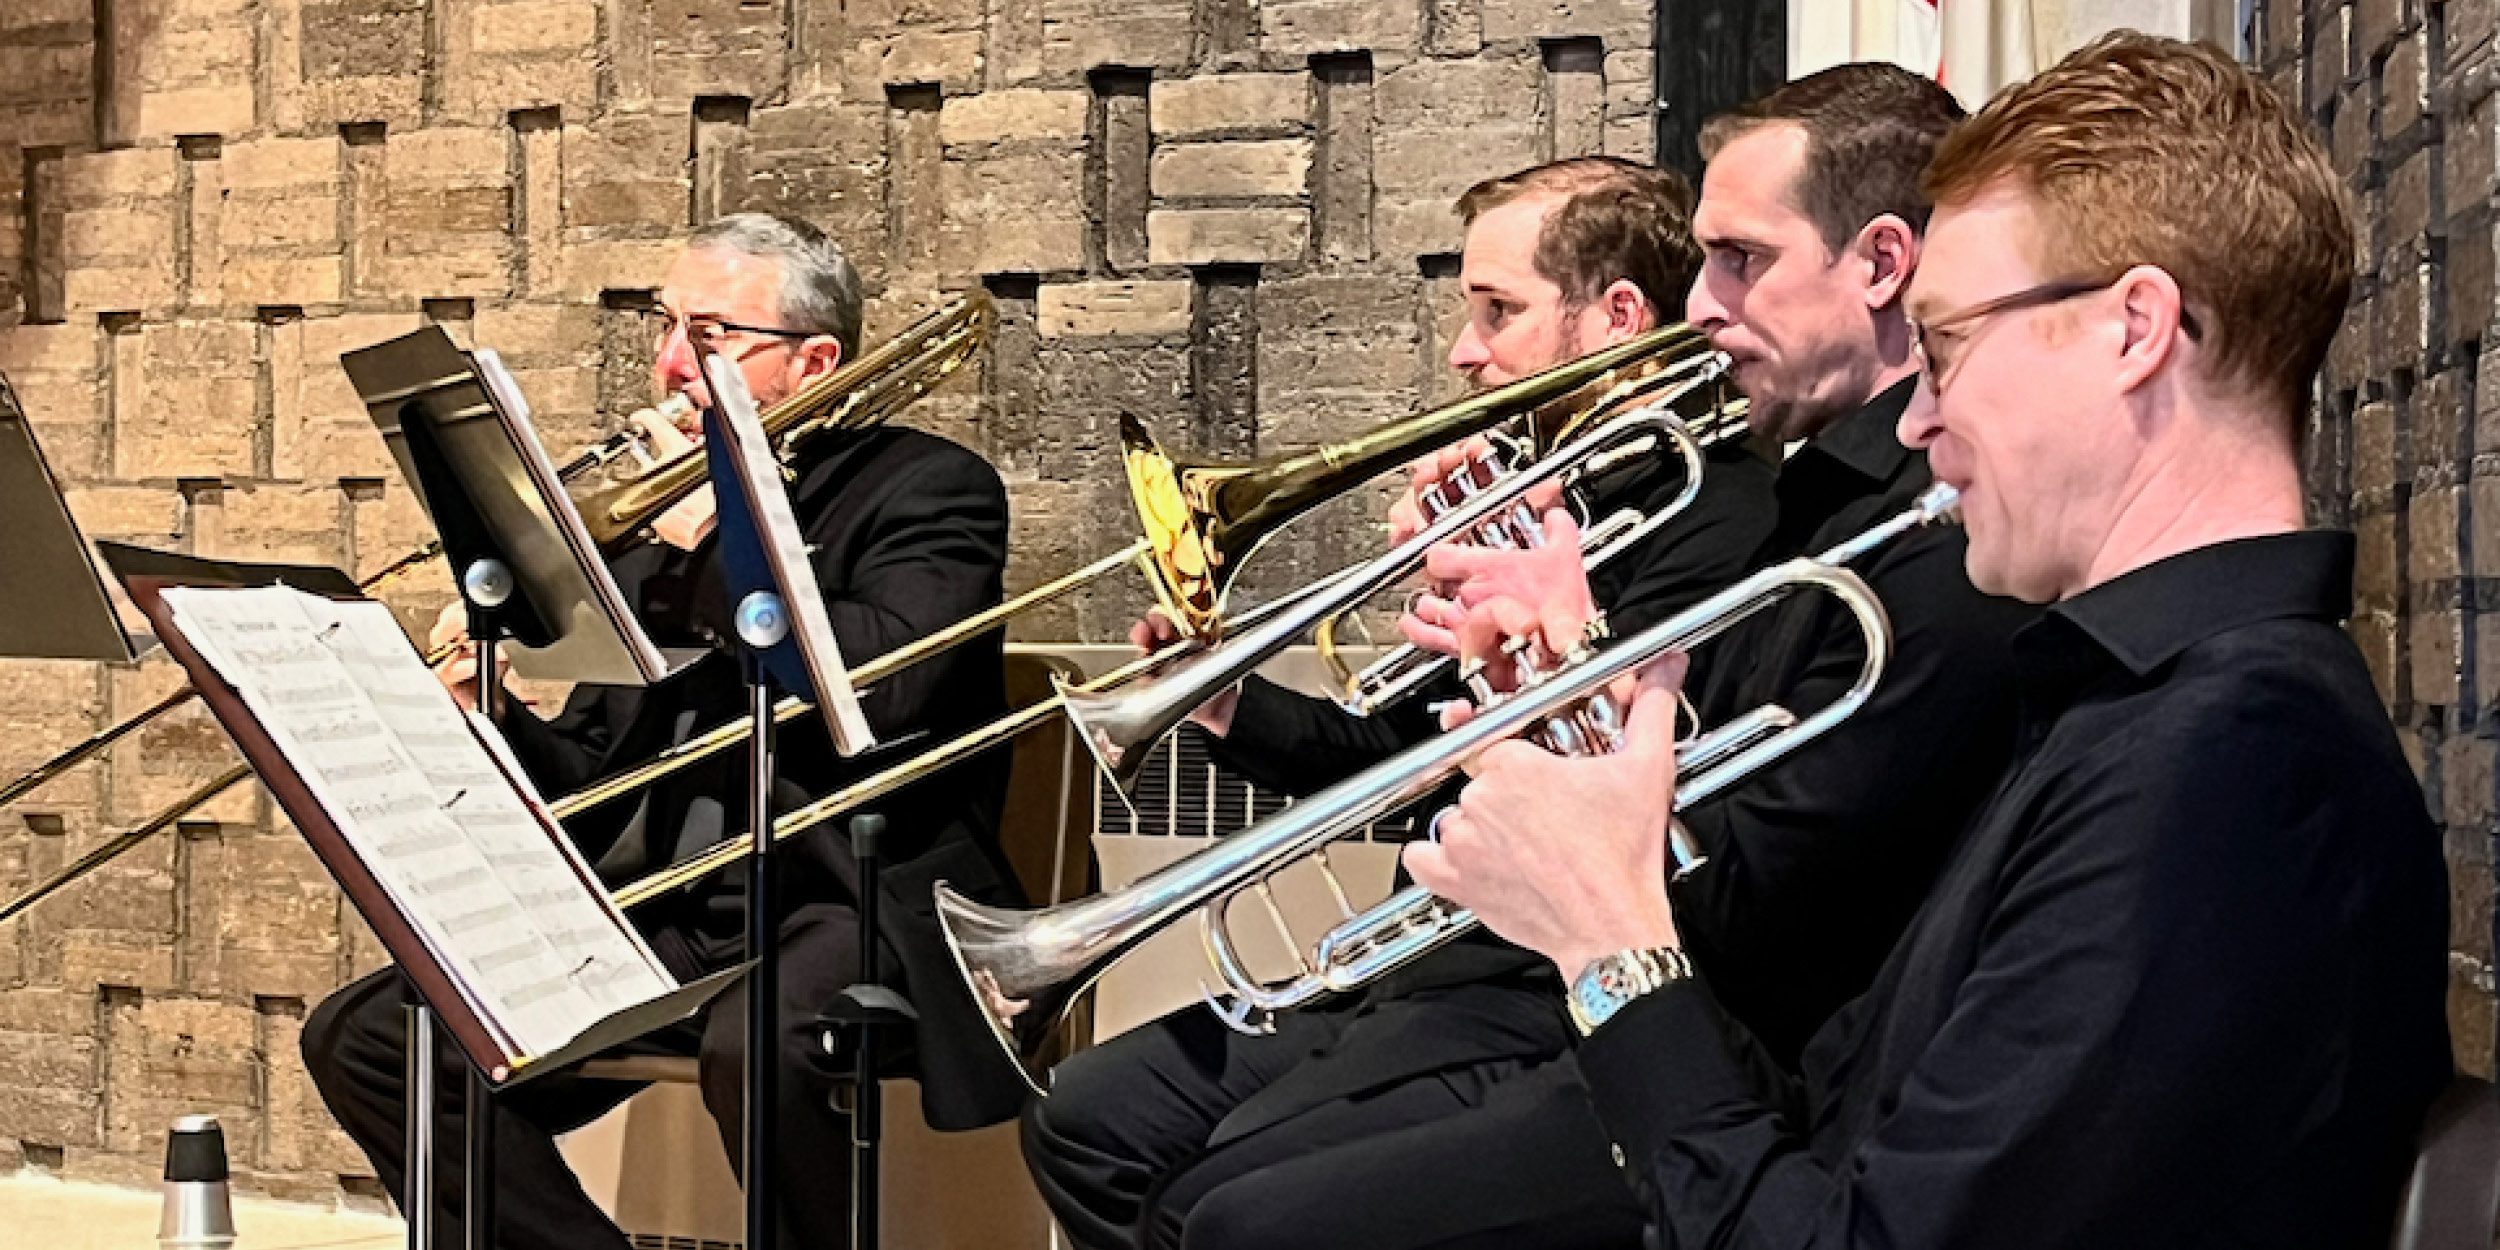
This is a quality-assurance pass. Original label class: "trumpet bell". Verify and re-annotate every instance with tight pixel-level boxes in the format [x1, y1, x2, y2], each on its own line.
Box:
[1055, 665, 1176, 799]
[932, 881, 1126, 1094]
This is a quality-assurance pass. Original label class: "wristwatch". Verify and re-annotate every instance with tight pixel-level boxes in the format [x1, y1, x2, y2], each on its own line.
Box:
[1567, 945, 1695, 1037]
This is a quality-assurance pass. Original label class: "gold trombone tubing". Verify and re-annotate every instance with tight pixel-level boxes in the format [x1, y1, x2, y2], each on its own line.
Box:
[0, 536, 1151, 926]
[547, 537, 1152, 821]
[612, 646, 1167, 909]
[0, 764, 255, 924]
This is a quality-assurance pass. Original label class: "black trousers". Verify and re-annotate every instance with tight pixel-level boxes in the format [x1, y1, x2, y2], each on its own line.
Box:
[1022, 987, 1646, 1250]
[301, 902, 862, 1250]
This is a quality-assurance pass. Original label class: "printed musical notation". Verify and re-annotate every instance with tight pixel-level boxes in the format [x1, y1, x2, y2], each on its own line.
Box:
[163, 584, 674, 1060]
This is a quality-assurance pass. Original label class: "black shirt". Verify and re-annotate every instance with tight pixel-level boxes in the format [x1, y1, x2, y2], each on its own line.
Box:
[1672, 378, 2037, 1063]
[1579, 531, 2451, 1249]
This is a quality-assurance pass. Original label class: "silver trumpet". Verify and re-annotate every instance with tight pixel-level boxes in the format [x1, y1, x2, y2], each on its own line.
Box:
[1322, 397, 1752, 718]
[935, 484, 1960, 1088]
[1059, 359, 1728, 798]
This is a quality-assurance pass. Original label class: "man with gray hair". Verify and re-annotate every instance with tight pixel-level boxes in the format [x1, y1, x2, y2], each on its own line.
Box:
[302, 212, 1027, 1249]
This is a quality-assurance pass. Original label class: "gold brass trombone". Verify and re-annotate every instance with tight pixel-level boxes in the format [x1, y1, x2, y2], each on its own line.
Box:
[0, 293, 1000, 924]
[1129, 322, 1714, 636]
[546, 327, 1727, 829]
[1062, 346, 1733, 796]
[935, 484, 1961, 1087]
[590, 328, 1732, 909]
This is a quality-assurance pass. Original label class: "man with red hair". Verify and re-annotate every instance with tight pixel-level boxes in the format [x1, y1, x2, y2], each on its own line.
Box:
[1411, 33, 2450, 1247]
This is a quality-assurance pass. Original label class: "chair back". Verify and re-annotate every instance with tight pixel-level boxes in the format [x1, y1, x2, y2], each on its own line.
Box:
[2391, 1075, 2500, 1250]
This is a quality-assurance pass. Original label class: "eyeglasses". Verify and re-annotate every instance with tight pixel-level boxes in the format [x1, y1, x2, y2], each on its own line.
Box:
[637, 306, 814, 352]
[1910, 275, 2203, 394]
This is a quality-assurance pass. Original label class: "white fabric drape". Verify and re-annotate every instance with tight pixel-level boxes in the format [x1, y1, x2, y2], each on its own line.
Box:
[1786, 0, 2041, 109]
[1786, 0, 2239, 109]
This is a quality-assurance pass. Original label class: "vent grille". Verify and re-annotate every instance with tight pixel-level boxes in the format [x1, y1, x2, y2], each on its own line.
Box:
[627, 1237, 740, 1250]
[1093, 726, 1423, 843]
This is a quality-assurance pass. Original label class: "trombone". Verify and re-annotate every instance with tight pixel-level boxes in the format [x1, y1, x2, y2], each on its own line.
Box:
[0, 314, 1724, 924]
[0, 294, 1001, 924]
[593, 335, 1733, 909]
[543, 322, 1728, 827]
[933, 484, 1963, 1088]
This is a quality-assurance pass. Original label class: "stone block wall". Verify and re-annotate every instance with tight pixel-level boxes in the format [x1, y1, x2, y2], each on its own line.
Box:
[0, 0, 1656, 1205]
[2268, 0, 2500, 1080]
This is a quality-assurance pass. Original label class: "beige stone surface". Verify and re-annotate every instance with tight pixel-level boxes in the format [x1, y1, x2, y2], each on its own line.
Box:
[0, 0, 1675, 1205]
[0, 1173, 401, 1250]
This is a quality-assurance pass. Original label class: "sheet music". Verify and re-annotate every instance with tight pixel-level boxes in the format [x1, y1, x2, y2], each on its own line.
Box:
[162, 584, 674, 1059]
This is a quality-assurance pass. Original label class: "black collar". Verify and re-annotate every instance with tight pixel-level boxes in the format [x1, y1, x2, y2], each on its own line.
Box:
[1796, 376, 1918, 487]
[2014, 530, 2356, 709]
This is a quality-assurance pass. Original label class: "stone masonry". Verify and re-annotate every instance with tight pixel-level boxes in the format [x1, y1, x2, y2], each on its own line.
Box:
[2268, 0, 2500, 1088]
[0, 0, 1660, 1206]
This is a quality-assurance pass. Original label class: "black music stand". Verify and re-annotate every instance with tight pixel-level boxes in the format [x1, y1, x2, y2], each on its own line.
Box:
[0, 374, 147, 663]
[339, 330, 700, 1250]
[817, 812, 916, 1250]
[692, 347, 875, 1250]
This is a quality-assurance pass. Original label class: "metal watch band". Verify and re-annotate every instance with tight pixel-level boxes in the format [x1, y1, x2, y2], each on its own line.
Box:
[1568, 945, 1694, 1037]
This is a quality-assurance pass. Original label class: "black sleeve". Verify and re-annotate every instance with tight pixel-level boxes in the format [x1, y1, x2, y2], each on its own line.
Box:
[494, 684, 639, 862]
[1577, 686, 2437, 1249]
[1203, 674, 1440, 797]
[495, 684, 622, 796]
[803, 444, 1009, 738]
[1669, 528, 2033, 1062]
[1588, 445, 1778, 638]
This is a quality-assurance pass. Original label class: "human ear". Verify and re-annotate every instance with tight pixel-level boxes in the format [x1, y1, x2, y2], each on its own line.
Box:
[1857, 215, 1919, 311]
[2111, 265, 2187, 394]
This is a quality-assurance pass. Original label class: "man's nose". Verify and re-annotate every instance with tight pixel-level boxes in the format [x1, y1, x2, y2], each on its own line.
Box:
[1684, 273, 1728, 333]
[654, 325, 699, 389]
[1447, 323, 1490, 374]
[1896, 378, 1943, 449]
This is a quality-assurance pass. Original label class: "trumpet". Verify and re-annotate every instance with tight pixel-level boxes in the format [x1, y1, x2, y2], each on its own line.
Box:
[934, 484, 1962, 1088]
[1316, 396, 1752, 718]
[1061, 352, 1732, 797]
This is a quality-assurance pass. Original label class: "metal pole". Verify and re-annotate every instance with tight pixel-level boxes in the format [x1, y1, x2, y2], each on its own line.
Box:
[850, 813, 888, 1250]
[460, 560, 512, 1250]
[407, 1005, 434, 1250]
[734, 592, 788, 1250]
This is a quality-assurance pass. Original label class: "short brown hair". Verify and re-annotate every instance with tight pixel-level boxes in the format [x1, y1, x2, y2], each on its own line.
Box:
[1925, 32, 2355, 416]
[1699, 63, 1966, 254]
[1455, 156, 1703, 316]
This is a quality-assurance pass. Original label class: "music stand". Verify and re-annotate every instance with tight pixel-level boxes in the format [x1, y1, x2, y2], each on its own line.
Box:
[104, 544, 743, 1250]
[0, 374, 146, 663]
[339, 328, 703, 1250]
[693, 346, 875, 1250]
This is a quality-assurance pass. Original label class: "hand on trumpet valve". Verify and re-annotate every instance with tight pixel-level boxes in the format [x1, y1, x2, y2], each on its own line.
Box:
[1404, 653, 1689, 979]
[1131, 607, 1241, 737]
[1399, 507, 1596, 663]
[428, 601, 514, 716]
[1422, 568, 1604, 713]
[1387, 434, 1566, 549]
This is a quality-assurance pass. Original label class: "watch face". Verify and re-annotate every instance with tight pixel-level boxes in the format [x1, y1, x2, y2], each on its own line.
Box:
[1573, 968, 1623, 1029]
